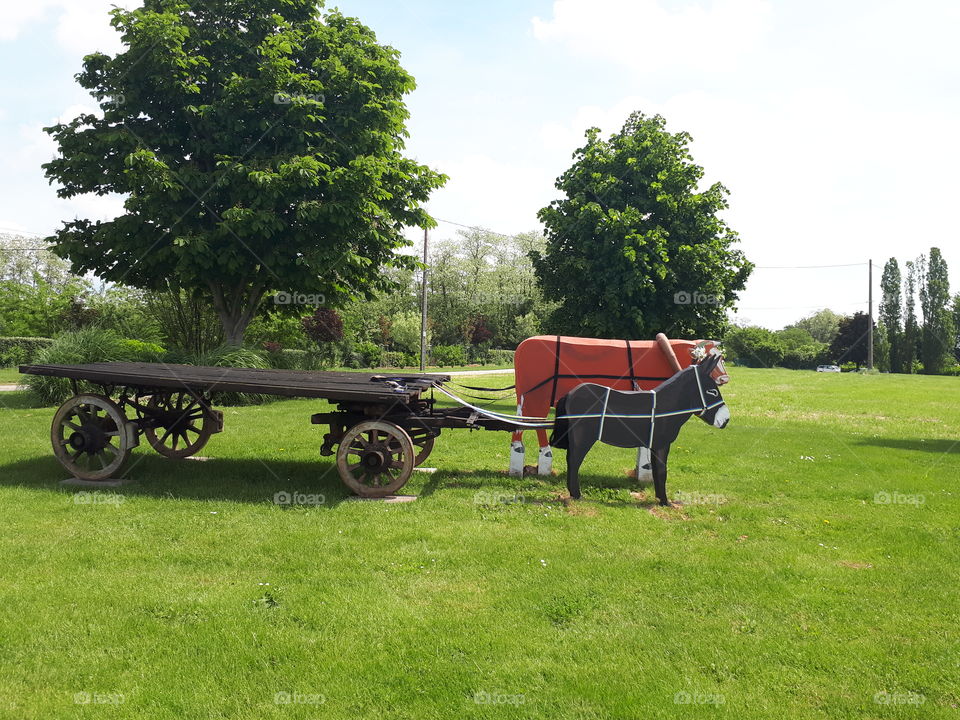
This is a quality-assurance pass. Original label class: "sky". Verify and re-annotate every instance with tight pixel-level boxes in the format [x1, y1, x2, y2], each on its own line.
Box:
[0, 0, 957, 329]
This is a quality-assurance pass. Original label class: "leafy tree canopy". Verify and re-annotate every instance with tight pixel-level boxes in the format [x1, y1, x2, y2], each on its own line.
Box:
[43, 0, 445, 345]
[532, 111, 752, 339]
[830, 312, 873, 368]
[786, 308, 842, 345]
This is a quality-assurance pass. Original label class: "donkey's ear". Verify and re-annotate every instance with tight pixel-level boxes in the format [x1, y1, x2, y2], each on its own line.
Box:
[701, 352, 720, 371]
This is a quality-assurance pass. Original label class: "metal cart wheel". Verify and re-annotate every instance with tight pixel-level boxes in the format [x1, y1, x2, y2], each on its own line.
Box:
[51, 394, 134, 481]
[336, 421, 415, 497]
[143, 391, 213, 459]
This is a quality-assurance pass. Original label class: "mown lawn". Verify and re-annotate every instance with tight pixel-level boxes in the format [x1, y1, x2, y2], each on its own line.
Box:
[0, 366, 22, 384]
[0, 368, 957, 718]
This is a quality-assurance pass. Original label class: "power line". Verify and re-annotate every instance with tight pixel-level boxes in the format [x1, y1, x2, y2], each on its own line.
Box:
[433, 218, 871, 271]
[738, 301, 867, 311]
[753, 262, 866, 269]
[0, 227, 48, 237]
[432, 217, 518, 240]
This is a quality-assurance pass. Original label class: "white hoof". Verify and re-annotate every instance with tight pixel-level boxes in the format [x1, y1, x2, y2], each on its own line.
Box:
[537, 447, 553, 475]
[509, 441, 525, 476]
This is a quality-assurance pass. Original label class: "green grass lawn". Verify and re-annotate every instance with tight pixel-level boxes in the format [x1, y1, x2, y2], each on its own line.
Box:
[0, 368, 957, 718]
[0, 366, 23, 384]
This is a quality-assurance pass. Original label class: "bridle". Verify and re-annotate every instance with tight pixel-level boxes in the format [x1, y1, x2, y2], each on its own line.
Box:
[692, 361, 726, 417]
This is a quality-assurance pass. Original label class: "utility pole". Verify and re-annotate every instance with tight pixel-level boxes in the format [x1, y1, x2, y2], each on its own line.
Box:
[867, 259, 874, 370]
[420, 227, 428, 372]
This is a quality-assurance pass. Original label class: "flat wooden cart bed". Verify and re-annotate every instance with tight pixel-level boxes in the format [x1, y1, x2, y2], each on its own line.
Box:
[19, 362, 490, 497]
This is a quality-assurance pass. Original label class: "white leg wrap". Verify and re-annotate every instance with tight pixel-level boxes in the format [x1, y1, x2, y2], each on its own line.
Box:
[636, 447, 654, 484]
[509, 440, 525, 476]
[537, 446, 553, 475]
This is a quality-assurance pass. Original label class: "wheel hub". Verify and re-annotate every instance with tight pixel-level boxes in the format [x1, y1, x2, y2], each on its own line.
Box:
[68, 424, 106, 454]
[361, 445, 389, 473]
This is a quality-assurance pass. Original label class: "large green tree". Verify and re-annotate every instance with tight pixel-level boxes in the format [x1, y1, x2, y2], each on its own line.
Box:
[786, 308, 842, 345]
[830, 312, 873, 369]
[878, 258, 902, 373]
[903, 260, 919, 373]
[532, 112, 752, 339]
[43, 0, 444, 345]
[952, 293, 960, 363]
[917, 248, 952, 374]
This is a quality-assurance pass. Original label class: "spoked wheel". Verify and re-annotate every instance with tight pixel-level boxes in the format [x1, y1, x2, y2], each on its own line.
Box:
[143, 392, 213, 459]
[51, 394, 133, 481]
[336, 421, 414, 498]
[406, 426, 436, 467]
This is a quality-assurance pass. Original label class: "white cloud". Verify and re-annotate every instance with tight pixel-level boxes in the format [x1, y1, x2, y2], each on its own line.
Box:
[425, 154, 557, 235]
[532, 0, 772, 73]
[53, 0, 140, 56]
[0, 0, 138, 55]
[0, 0, 56, 42]
[537, 85, 960, 328]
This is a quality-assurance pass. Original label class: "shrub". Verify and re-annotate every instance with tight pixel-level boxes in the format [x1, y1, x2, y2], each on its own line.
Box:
[467, 343, 493, 364]
[186, 345, 272, 405]
[145, 286, 223, 356]
[25, 328, 133, 405]
[382, 351, 408, 368]
[264, 348, 331, 371]
[353, 341, 383, 369]
[431, 344, 466, 367]
[268, 348, 303, 369]
[723, 326, 785, 368]
[487, 349, 515, 366]
[0, 336, 54, 366]
[118, 339, 167, 363]
[302, 308, 344, 344]
[390, 311, 427, 355]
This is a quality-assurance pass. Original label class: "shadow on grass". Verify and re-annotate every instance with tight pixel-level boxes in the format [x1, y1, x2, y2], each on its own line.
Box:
[0, 453, 358, 508]
[0, 390, 49, 410]
[418, 467, 657, 507]
[855, 437, 959, 454]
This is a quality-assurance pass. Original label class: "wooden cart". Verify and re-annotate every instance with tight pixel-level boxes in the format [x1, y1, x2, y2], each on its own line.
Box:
[19, 362, 527, 497]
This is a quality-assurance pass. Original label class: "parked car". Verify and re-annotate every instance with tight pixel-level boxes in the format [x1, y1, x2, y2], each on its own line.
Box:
[816, 364, 841, 373]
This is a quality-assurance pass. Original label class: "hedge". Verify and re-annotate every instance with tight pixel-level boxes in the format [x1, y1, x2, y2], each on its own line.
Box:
[0, 337, 54, 366]
[430, 344, 466, 367]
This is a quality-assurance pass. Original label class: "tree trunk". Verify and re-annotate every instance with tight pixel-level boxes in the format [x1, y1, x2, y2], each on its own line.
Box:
[210, 282, 266, 348]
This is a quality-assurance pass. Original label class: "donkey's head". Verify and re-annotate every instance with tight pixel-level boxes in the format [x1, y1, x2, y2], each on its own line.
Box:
[693, 348, 730, 429]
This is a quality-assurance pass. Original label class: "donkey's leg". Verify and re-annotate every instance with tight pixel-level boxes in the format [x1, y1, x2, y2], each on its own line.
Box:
[635, 446, 654, 484]
[536, 428, 553, 475]
[565, 430, 595, 500]
[652, 445, 672, 506]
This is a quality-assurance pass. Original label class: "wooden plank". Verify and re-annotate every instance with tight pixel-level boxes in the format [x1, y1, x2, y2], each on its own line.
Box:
[18, 363, 449, 404]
